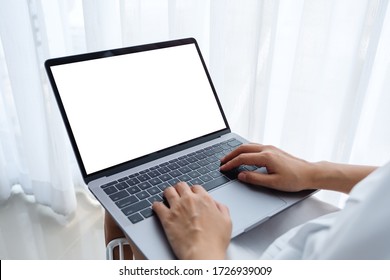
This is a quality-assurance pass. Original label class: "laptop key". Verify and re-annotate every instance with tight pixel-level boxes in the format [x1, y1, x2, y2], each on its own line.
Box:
[137, 174, 151, 182]
[189, 178, 204, 186]
[178, 174, 192, 182]
[118, 176, 128, 182]
[195, 153, 206, 160]
[158, 166, 170, 174]
[158, 182, 170, 191]
[169, 170, 182, 178]
[206, 162, 220, 171]
[128, 173, 139, 178]
[178, 166, 191, 174]
[136, 191, 150, 200]
[221, 143, 230, 150]
[103, 186, 117, 195]
[127, 185, 141, 194]
[122, 200, 150, 216]
[206, 156, 219, 163]
[101, 180, 117, 188]
[147, 170, 160, 178]
[197, 159, 209, 166]
[203, 149, 215, 156]
[126, 178, 140, 186]
[186, 156, 197, 163]
[168, 178, 180, 186]
[167, 163, 180, 170]
[188, 170, 201, 178]
[159, 173, 173, 182]
[203, 176, 230, 191]
[228, 139, 242, 147]
[199, 174, 213, 182]
[197, 167, 210, 175]
[140, 207, 154, 218]
[115, 182, 128, 190]
[148, 195, 163, 204]
[215, 152, 225, 159]
[177, 159, 189, 166]
[116, 195, 138, 209]
[188, 162, 201, 170]
[212, 147, 224, 154]
[128, 213, 144, 224]
[149, 177, 162, 186]
[209, 170, 223, 178]
[109, 190, 129, 202]
[147, 186, 161, 196]
[138, 181, 152, 190]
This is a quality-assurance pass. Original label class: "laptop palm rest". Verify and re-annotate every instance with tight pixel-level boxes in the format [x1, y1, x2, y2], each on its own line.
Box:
[210, 181, 287, 237]
[126, 180, 287, 260]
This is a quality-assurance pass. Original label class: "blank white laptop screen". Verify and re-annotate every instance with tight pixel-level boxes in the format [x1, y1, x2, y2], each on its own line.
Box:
[50, 44, 226, 175]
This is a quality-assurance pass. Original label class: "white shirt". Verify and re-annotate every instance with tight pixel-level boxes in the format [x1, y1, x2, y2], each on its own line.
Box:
[261, 161, 390, 259]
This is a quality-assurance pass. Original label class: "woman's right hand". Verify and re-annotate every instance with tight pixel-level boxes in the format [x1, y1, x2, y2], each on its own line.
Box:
[220, 144, 316, 192]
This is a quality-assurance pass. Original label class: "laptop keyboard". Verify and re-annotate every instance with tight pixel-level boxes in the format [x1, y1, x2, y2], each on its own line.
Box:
[100, 138, 256, 224]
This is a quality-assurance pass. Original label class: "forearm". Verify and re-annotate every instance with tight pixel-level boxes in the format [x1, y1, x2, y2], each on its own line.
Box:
[309, 161, 377, 194]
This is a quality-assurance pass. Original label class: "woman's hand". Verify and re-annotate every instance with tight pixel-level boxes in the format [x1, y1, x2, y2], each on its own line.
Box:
[220, 143, 377, 194]
[220, 144, 315, 192]
[153, 182, 232, 260]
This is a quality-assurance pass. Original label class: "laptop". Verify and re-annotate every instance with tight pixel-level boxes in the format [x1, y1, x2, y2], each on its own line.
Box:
[45, 38, 314, 259]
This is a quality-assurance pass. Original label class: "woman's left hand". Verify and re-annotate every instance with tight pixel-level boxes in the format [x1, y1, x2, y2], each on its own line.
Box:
[153, 182, 232, 260]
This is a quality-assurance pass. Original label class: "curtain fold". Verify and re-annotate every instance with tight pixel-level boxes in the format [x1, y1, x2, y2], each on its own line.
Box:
[1, 0, 389, 216]
[82, 0, 122, 51]
[0, 0, 76, 214]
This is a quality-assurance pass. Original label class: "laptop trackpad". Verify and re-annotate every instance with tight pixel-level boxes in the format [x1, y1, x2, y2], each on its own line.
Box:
[210, 181, 286, 237]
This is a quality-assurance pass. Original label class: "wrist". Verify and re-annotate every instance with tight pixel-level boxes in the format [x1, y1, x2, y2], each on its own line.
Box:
[298, 160, 322, 190]
[308, 161, 341, 191]
[308, 161, 371, 194]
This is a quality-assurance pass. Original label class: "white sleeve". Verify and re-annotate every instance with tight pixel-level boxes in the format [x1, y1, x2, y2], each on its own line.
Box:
[261, 161, 390, 259]
[308, 161, 390, 259]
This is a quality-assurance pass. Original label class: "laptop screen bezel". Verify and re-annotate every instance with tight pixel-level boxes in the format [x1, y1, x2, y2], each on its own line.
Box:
[45, 38, 231, 183]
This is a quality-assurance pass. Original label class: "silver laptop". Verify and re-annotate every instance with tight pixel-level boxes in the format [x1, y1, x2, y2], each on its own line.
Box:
[45, 38, 314, 259]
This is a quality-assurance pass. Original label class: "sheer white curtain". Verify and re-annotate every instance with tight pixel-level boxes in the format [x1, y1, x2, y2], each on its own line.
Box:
[1, 0, 389, 216]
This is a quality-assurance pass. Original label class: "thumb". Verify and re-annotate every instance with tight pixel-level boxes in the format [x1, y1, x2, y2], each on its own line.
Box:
[238, 171, 276, 189]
